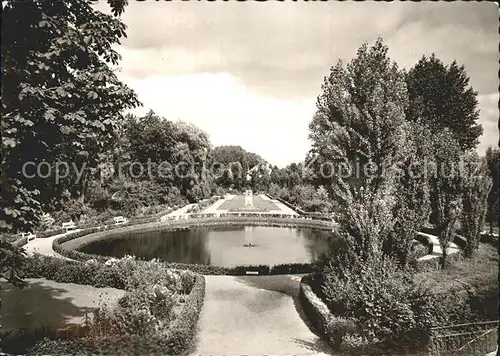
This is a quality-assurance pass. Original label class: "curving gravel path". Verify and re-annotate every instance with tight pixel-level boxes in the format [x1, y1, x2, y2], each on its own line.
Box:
[190, 275, 332, 356]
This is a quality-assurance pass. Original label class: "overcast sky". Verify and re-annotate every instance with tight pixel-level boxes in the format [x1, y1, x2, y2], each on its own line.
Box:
[96, 1, 498, 168]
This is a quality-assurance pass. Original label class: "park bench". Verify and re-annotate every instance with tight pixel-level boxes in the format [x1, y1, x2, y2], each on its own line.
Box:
[62, 220, 77, 232]
[21, 232, 36, 241]
[245, 271, 259, 275]
[113, 216, 128, 226]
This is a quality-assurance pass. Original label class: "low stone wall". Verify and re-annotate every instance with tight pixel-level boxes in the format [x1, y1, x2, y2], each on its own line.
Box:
[299, 274, 356, 351]
[299, 274, 333, 338]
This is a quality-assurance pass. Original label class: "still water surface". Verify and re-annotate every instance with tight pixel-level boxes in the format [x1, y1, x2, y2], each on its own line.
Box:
[79, 226, 333, 267]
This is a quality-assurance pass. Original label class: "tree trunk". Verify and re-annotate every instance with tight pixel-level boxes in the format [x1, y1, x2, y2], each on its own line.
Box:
[440, 248, 447, 269]
[79, 169, 87, 203]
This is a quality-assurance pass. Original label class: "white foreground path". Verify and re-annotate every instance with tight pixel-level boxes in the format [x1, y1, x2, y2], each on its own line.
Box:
[24, 230, 82, 260]
[191, 275, 332, 356]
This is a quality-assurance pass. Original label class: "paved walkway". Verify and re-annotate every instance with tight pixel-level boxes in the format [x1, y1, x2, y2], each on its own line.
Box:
[417, 232, 460, 261]
[161, 203, 197, 220]
[190, 275, 332, 356]
[24, 230, 82, 260]
[201, 196, 232, 213]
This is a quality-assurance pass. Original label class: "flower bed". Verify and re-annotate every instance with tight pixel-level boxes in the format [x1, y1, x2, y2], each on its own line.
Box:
[24, 274, 205, 356]
[25, 254, 127, 289]
[12, 255, 205, 356]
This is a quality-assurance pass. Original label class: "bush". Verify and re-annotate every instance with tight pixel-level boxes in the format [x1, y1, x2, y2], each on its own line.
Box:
[321, 257, 438, 352]
[37, 227, 66, 238]
[411, 241, 429, 260]
[162, 274, 205, 355]
[12, 236, 28, 247]
[24, 257, 204, 356]
[25, 254, 127, 289]
[270, 263, 315, 275]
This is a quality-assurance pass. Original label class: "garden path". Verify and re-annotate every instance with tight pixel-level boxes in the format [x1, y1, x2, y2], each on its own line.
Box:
[416, 232, 460, 261]
[190, 275, 332, 356]
[24, 230, 81, 260]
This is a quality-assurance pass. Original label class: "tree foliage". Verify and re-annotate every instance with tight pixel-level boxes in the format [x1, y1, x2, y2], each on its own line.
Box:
[485, 147, 500, 233]
[387, 121, 432, 267]
[460, 153, 492, 257]
[308, 38, 409, 262]
[406, 54, 482, 151]
[309, 38, 408, 197]
[210, 145, 265, 190]
[2, 0, 139, 233]
[428, 129, 463, 267]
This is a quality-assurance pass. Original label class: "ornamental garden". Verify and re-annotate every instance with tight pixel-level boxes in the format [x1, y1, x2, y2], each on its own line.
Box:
[2, 1, 499, 355]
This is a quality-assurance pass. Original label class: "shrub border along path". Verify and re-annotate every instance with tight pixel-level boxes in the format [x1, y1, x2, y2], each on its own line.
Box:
[14, 253, 206, 355]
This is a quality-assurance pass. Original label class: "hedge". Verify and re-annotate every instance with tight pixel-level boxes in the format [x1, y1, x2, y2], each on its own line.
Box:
[12, 236, 28, 248]
[162, 274, 205, 355]
[37, 227, 66, 239]
[299, 274, 334, 337]
[25, 254, 127, 289]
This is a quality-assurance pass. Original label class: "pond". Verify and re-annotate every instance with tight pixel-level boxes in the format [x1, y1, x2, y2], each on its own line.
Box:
[79, 226, 336, 267]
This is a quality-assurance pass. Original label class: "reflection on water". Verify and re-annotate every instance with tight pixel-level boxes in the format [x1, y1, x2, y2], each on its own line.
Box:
[79, 226, 335, 267]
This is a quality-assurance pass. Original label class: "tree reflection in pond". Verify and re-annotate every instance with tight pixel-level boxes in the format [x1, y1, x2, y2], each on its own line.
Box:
[80, 226, 335, 268]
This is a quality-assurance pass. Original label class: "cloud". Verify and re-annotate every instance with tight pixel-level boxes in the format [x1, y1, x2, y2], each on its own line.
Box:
[94, 1, 498, 164]
[122, 72, 315, 167]
[477, 92, 499, 153]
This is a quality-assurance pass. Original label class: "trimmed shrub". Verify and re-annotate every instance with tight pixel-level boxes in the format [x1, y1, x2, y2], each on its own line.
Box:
[37, 227, 65, 238]
[25, 254, 127, 289]
[12, 236, 28, 247]
[321, 257, 438, 353]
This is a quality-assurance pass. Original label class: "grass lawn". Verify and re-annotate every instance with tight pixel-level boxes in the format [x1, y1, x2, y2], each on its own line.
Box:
[0, 278, 125, 331]
[414, 242, 498, 294]
[217, 195, 279, 212]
